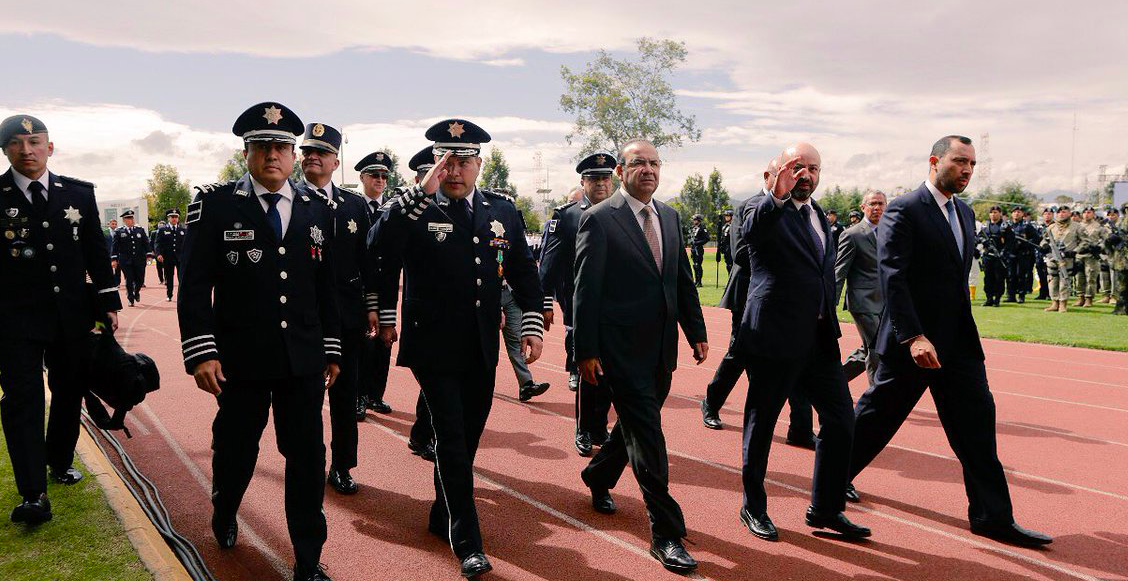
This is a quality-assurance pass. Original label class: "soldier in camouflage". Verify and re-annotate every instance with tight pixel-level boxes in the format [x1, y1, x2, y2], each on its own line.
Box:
[1108, 206, 1128, 315]
[1041, 206, 1084, 313]
[1074, 206, 1107, 308]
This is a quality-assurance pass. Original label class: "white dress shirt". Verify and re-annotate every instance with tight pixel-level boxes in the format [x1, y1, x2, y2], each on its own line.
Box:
[623, 191, 663, 260]
[251, 177, 294, 237]
[10, 168, 51, 204]
[925, 180, 963, 243]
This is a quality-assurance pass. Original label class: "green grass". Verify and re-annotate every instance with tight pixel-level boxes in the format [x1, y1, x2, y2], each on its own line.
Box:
[0, 421, 152, 581]
[693, 254, 1128, 352]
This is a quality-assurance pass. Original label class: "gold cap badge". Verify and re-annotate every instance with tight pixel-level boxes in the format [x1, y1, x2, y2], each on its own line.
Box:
[447, 122, 465, 138]
[312, 123, 325, 137]
[20, 118, 33, 133]
[263, 106, 283, 125]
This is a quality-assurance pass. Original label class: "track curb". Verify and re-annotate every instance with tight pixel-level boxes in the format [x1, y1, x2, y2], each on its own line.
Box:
[75, 424, 194, 581]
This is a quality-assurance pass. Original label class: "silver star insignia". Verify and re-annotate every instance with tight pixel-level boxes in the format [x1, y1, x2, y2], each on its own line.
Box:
[63, 206, 82, 224]
[490, 220, 505, 237]
[347, 219, 357, 234]
[263, 106, 283, 125]
[310, 225, 324, 244]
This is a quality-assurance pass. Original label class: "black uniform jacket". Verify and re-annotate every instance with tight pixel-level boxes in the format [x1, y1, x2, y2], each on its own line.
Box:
[538, 197, 590, 325]
[154, 224, 186, 263]
[0, 169, 122, 341]
[177, 174, 341, 379]
[112, 224, 150, 264]
[321, 184, 376, 332]
[369, 186, 544, 370]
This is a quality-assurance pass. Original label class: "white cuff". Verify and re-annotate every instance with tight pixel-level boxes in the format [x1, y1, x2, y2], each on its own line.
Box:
[521, 311, 545, 339]
[379, 308, 397, 326]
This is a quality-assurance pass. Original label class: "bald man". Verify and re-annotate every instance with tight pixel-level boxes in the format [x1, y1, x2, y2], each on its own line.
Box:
[734, 143, 868, 541]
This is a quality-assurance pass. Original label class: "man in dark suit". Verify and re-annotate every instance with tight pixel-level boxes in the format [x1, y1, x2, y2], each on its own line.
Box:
[848, 135, 1051, 548]
[735, 143, 869, 542]
[834, 189, 886, 388]
[539, 151, 616, 457]
[300, 122, 377, 496]
[0, 114, 122, 524]
[574, 139, 708, 573]
[179, 102, 341, 581]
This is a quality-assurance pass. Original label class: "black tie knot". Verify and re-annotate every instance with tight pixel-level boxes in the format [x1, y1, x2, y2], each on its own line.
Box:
[262, 192, 282, 208]
[28, 181, 47, 217]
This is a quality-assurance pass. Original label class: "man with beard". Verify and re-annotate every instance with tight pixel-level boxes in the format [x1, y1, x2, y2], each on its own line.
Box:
[153, 209, 186, 302]
[370, 119, 544, 578]
[976, 206, 1012, 307]
[300, 122, 377, 496]
[1006, 206, 1040, 303]
[735, 143, 868, 543]
[354, 150, 396, 417]
[540, 151, 616, 457]
[1042, 205, 1083, 312]
[849, 135, 1051, 548]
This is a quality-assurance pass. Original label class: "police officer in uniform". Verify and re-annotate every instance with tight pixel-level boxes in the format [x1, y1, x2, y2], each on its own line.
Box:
[718, 208, 734, 274]
[1006, 206, 1040, 303]
[154, 209, 186, 301]
[300, 122, 377, 496]
[976, 205, 1012, 307]
[369, 119, 544, 578]
[403, 146, 438, 462]
[151, 221, 165, 284]
[178, 102, 340, 581]
[355, 150, 396, 418]
[0, 115, 122, 524]
[539, 152, 616, 457]
[112, 208, 150, 306]
[689, 213, 710, 286]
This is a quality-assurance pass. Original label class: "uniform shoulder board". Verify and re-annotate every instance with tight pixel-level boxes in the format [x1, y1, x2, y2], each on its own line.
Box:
[306, 185, 337, 209]
[482, 189, 516, 204]
[193, 181, 234, 195]
[339, 187, 363, 197]
[553, 200, 577, 213]
[57, 175, 95, 189]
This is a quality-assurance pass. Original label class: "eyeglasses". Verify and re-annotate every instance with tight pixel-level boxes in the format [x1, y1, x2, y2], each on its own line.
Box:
[626, 158, 662, 169]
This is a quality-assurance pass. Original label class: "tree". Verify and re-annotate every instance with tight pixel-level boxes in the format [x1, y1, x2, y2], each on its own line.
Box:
[560, 37, 701, 158]
[379, 148, 408, 191]
[514, 195, 542, 232]
[478, 148, 514, 192]
[705, 168, 731, 216]
[971, 180, 1039, 220]
[1055, 194, 1075, 206]
[143, 164, 191, 229]
[816, 185, 864, 219]
[218, 149, 302, 183]
[669, 173, 709, 238]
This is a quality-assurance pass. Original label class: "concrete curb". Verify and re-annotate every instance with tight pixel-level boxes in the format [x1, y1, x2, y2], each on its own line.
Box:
[75, 425, 194, 581]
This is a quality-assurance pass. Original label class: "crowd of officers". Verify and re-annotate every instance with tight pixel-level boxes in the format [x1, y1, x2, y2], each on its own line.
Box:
[974, 203, 1128, 314]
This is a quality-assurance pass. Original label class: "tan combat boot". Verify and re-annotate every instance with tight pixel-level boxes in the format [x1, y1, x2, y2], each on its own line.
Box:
[1098, 295, 1111, 304]
[1082, 297, 1094, 307]
[1059, 301, 1069, 312]
[1044, 301, 1060, 312]
[1073, 296, 1086, 307]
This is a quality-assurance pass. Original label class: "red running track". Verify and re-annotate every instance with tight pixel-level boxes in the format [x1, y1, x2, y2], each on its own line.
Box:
[109, 267, 1128, 581]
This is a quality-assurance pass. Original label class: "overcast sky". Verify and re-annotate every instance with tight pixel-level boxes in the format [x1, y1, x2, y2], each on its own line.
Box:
[4, 1, 1128, 205]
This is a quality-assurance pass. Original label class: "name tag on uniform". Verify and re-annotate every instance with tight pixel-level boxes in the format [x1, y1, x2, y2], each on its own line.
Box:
[427, 222, 454, 233]
[224, 229, 255, 241]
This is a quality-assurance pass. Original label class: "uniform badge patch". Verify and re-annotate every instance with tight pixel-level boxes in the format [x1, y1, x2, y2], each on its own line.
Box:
[427, 222, 454, 233]
[310, 225, 324, 245]
[247, 248, 263, 263]
[347, 219, 358, 234]
[226, 251, 239, 265]
[435, 232, 447, 242]
[63, 206, 81, 224]
[224, 229, 255, 241]
[5, 208, 17, 218]
[490, 220, 505, 237]
[546, 219, 558, 233]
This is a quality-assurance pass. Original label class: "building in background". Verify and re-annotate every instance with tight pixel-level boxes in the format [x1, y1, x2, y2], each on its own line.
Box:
[100, 198, 147, 231]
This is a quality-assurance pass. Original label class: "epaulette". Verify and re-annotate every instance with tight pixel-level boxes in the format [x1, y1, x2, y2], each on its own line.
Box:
[306, 185, 337, 209]
[339, 187, 363, 197]
[482, 189, 516, 204]
[193, 181, 233, 195]
[553, 201, 577, 213]
[57, 175, 95, 189]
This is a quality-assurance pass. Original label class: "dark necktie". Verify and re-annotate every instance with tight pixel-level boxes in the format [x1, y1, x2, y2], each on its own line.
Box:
[945, 199, 964, 257]
[263, 193, 283, 240]
[368, 200, 379, 219]
[450, 197, 471, 229]
[799, 204, 824, 264]
[28, 181, 47, 219]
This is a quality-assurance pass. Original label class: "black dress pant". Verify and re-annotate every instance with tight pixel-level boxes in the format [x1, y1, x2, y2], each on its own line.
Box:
[359, 334, 391, 403]
[982, 259, 1006, 300]
[161, 259, 179, 300]
[741, 321, 855, 515]
[412, 361, 496, 559]
[707, 308, 813, 437]
[0, 331, 88, 499]
[850, 352, 1015, 525]
[411, 390, 433, 444]
[691, 247, 705, 284]
[1006, 253, 1034, 297]
[211, 374, 327, 572]
[581, 368, 686, 540]
[1035, 255, 1049, 296]
[327, 329, 362, 470]
[567, 324, 611, 436]
[120, 260, 145, 303]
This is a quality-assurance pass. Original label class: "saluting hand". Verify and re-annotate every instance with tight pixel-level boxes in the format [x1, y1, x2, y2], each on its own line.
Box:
[578, 357, 603, 385]
[324, 363, 340, 389]
[772, 155, 805, 200]
[193, 360, 226, 396]
[420, 152, 453, 196]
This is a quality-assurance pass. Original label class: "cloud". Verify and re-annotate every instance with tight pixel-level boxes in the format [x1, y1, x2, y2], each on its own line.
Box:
[132, 130, 177, 155]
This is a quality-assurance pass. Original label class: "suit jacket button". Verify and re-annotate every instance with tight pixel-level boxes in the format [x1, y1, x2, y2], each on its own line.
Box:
[475, 257, 481, 265]
[280, 320, 288, 329]
[46, 243, 54, 251]
[473, 236, 479, 243]
[279, 295, 287, 304]
[42, 221, 49, 228]
[278, 247, 286, 255]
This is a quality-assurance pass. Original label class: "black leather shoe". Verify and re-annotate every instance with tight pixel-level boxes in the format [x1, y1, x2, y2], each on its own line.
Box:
[211, 511, 238, 549]
[327, 467, 358, 495]
[1017, 294, 1026, 304]
[590, 430, 609, 447]
[845, 482, 860, 503]
[649, 537, 697, 573]
[355, 397, 367, 422]
[591, 488, 616, 514]
[575, 432, 593, 457]
[806, 507, 871, 538]
[701, 399, 723, 430]
[50, 467, 84, 485]
[568, 373, 579, 392]
[408, 439, 436, 462]
[460, 552, 492, 578]
[739, 507, 778, 541]
[1004, 296, 1017, 303]
[367, 399, 392, 414]
[519, 381, 550, 402]
[293, 564, 333, 581]
[785, 433, 817, 450]
[10, 493, 51, 524]
[970, 520, 1053, 547]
